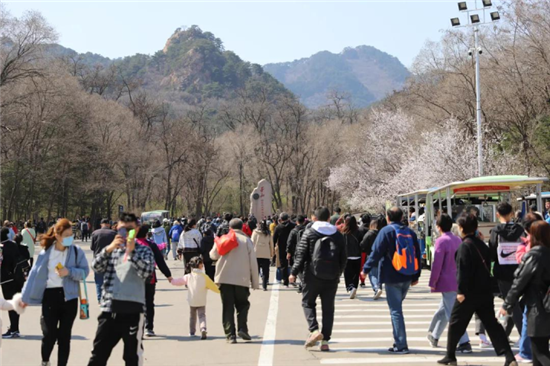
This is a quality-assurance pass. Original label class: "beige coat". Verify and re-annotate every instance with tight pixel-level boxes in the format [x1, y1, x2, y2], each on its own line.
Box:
[210, 230, 260, 289]
[251, 229, 274, 260]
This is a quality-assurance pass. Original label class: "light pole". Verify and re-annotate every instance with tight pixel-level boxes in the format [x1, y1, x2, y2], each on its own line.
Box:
[450, 1, 500, 177]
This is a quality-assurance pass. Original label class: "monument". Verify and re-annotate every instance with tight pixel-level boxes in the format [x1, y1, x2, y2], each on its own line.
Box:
[250, 179, 273, 220]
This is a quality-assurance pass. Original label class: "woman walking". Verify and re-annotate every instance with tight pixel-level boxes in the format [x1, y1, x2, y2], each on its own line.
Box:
[20, 218, 89, 366]
[178, 219, 202, 273]
[151, 220, 168, 258]
[360, 216, 387, 299]
[1, 229, 26, 338]
[427, 214, 471, 352]
[500, 221, 550, 366]
[437, 213, 516, 366]
[342, 216, 363, 299]
[251, 220, 274, 291]
[21, 221, 37, 268]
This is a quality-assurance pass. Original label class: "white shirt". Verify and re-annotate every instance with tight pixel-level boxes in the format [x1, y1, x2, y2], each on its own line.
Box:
[47, 247, 68, 288]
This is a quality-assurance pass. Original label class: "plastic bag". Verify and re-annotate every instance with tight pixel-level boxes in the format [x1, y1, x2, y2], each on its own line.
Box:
[215, 229, 239, 256]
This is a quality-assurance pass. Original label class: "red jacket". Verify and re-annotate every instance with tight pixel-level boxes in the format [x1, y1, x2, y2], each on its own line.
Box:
[242, 224, 252, 237]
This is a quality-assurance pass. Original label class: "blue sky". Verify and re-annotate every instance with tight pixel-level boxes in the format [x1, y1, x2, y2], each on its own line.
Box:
[4, 1, 485, 67]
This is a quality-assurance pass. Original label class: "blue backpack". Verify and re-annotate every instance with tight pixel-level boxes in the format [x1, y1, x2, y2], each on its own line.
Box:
[391, 226, 419, 276]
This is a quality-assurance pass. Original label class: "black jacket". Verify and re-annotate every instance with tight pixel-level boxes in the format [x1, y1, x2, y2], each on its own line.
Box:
[343, 229, 363, 258]
[273, 221, 296, 266]
[287, 224, 306, 256]
[216, 221, 230, 237]
[360, 229, 379, 256]
[290, 226, 347, 283]
[489, 223, 524, 282]
[200, 235, 215, 263]
[504, 246, 550, 337]
[91, 228, 117, 256]
[456, 235, 494, 296]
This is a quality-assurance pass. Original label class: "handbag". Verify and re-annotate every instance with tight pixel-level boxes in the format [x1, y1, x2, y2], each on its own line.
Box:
[74, 248, 89, 320]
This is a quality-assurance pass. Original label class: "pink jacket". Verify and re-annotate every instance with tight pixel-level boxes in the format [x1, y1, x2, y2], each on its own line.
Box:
[516, 235, 531, 263]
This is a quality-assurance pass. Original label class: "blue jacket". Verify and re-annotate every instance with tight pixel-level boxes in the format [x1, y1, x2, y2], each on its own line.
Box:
[169, 224, 183, 242]
[21, 244, 90, 305]
[363, 222, 421, 285]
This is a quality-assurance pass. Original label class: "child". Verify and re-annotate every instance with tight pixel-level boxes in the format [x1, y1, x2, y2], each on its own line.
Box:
[171, 256, 219, 339]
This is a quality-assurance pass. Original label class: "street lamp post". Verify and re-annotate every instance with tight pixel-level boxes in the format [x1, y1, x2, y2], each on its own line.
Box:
[451, 0, 500, 177]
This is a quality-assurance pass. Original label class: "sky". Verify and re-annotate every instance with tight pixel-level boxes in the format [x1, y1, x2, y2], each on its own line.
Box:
[3, 0, 488, 68]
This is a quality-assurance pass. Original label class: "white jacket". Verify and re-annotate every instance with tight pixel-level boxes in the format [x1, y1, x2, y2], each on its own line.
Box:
[178, 229, 203, 251]
[172, 269, 214, 307]
[0, 294, 24, 346]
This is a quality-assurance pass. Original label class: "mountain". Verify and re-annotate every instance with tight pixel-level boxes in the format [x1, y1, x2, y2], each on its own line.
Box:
[46, 26, 290, 105]
[263, 46, 410, 108]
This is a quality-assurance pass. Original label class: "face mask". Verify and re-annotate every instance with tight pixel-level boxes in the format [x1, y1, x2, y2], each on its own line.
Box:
[62, 236, 74, 247]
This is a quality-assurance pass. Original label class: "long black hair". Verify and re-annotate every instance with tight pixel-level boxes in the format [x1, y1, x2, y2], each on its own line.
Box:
[184, 218, 197, 232]
[259, 220, 270, 236]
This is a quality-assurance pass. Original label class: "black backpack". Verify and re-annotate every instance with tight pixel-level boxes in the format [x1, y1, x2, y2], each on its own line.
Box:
[310, 235, 341, 280]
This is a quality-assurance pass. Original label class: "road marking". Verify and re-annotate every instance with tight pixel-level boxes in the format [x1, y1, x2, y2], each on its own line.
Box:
[258, 283, 280, 366]
[320, 356, 511, 364]
[332, 328, 476, 333]
[331, 337, 449, 343]
[334, 320, 477, 326]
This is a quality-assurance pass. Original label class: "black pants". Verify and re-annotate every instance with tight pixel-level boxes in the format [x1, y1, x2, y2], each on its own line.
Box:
[446, 293, 512, 359]
[498, 280, 523, 337]
[219, 284, 250, 338]
[82, 231, 89, 241]
[2, 282, 21, 333]
[88, 312, 145, 366]
[531, 336, 550, 366]
[301, 274, 339, 341]
[278, 264, 289, 286]
[344, 259, 361, 291]
[257, 258, 271, 290]
[204, 262, 215, 281]
[145, 283, 155, 331]
[41, 288, 78, 366]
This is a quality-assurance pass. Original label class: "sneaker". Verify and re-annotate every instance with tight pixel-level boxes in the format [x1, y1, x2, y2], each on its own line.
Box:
[41, 362, 51, 366]
[305, 330, 324, 348]
[505, 361, 519, 366]
[227, 335, 237, 344]
[145, 329, 155, 337]
[201, 330, 207, 340]
[9, 331, 20, 339]
[320, 340, 330, 352]
[189, 333, 196, 337]
[238, 330, 252, 342]
[515, 354, 533, 364]
[457, 342, 473, 354]
[263, 288, 267, 291]
[387, 346, 409, 354]
[349, 287, 357, 299]
[437, 357, 458, 365]
[360, 283, 366, 288]
[427, 334, 438, 348]
[374, 289, 383, 300]
[2, 331, 13, 339]
[479, 339, 493, 348]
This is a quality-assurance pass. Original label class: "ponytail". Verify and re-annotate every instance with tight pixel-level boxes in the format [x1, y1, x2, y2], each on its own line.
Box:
[41, 218, 72, 250]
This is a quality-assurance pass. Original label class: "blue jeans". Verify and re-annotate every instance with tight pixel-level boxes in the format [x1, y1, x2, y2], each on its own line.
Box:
[385, 281, 411, 349]
[369, 266, 382, 293]
[171, 238, 178, 259]
[94, 272, 104, 302]
[518, 306, 532, 359]
[428, 291, 469, 344]
[276, 268, 282, 282]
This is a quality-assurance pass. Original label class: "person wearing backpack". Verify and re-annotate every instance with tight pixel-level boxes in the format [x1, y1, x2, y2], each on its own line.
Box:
[342, 216, 364, 299]
[273, 213, 296, 288]
[286, 215, 307, 293]
[361, 207, 421, 354]
[168, 220, 183, 261]
[489, 202, 524, 339]
[21, 220, 37, 268]
[289, 206, 347, 352]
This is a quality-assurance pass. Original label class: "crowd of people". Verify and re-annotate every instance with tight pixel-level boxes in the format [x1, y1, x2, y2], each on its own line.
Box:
[0, 200, 549, 366]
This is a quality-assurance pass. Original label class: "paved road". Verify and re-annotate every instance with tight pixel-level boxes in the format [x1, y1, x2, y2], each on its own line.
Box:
[2, 240, 518, 366]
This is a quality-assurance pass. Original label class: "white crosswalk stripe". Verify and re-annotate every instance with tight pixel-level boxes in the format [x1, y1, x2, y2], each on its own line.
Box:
[310, 271, 518, 365]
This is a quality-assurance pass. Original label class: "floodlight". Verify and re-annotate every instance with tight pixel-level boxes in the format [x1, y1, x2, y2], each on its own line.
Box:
[451, 18, 461, 27]
[482, 0, 493, 7]
[490, 11, 500, 21]
[458, 2, 468, 11]
[470, 14, 481, 24]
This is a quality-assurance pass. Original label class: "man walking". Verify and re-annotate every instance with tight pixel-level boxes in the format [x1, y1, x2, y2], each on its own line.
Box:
[90, 219, 117, 302]
[209, 218, 259, 343]
[273, 213, 295, 287]
[362, 207, 421, 354]
[287, 215, 307, 292]
[88, 213, 155, 366]
[289, 207, 347, 352]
